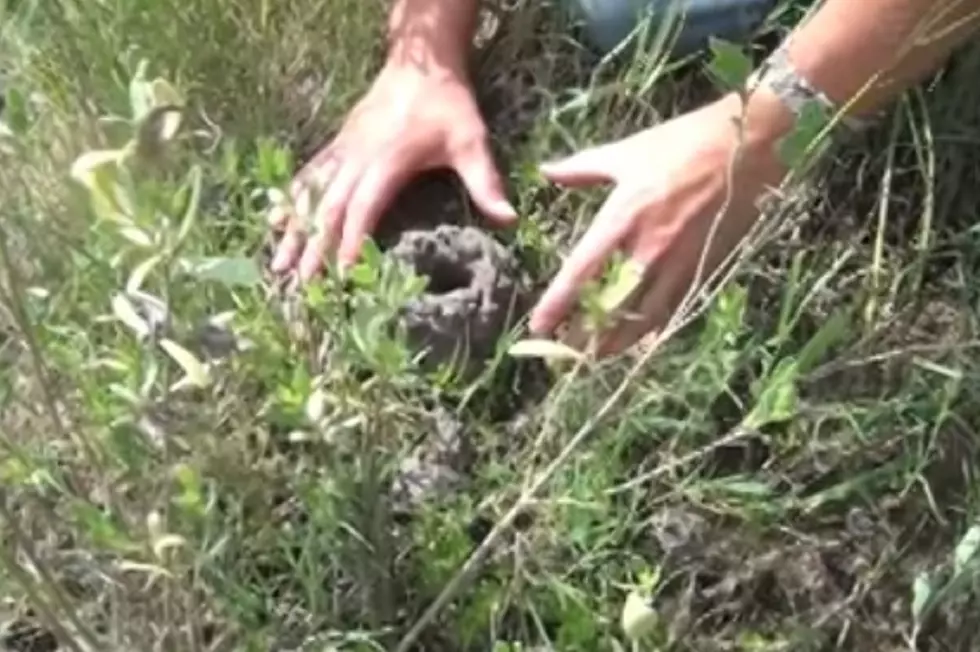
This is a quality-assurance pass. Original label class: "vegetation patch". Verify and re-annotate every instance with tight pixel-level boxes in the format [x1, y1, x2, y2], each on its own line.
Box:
[2, 1, 980, 651]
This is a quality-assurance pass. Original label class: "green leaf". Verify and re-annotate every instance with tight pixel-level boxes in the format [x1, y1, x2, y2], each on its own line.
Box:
[778, 100, 832, 170]
[72, 502, 138, 553]
[596, 258, 645, 315]
[2, 86, 30, 135]
[149, 78, 183, 108]
[700, 283, 747, 349]
[745, 357, 799, 429]
[129, 59, 153, 122]
[127, 254, 164, 294]
[911, 571, 933, 623]
[174, 165, 202, 249]
[347, 261, 379, 289]
[181, 256, 262, 288]
[359, 237, 384, 271]
[706, 37, 753, 92]
[0, 458, 30, 485]
[119, 225, 154, 248]
[715, 477, 774, 498]
[70, 149, 131, 221]
[954, 525, 980, 576]
[796, 309, 851, 373]
[255, 138, 293, 186]
[172, 463, 206, 517]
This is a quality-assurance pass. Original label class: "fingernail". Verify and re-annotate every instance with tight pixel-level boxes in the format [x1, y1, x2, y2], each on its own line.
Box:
[497, 200, 518, 218]
[527, 313, 546, 335]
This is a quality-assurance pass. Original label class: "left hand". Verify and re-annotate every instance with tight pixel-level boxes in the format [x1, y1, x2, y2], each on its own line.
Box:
[528, 93, 791, 356]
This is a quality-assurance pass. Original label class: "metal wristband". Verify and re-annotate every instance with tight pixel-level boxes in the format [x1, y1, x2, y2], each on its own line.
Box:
[747, 45, 876, 136]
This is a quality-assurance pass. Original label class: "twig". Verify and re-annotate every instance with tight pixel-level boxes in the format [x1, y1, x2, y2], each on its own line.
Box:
[0, 498, 103, 651]
[0, 225, 102, 467]
[394, 333, 668, 652]
[606, 427, 751, 496]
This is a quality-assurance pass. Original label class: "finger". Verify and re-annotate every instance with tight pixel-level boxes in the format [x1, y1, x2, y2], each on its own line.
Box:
[597, 268, 678, 357]
[337, 159, 415, 270]
[528, 188, 638, 335]
[267, 201, 290, 231]
[290, 152, 341, 209]
[298, 162, 362, 281]
[539, 143, 619, 189]
[295, 154, 338, 192]
[271, 218, 307, 273]
[614, 196, 753, 354]
[450, 137, 518, 226]
[559, 253, 652, 353]
[597, 225, 700, 357]
[268, 151, 340, 237]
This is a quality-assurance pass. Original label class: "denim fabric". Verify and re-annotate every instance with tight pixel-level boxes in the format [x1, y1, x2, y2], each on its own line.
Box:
[567, 0, 778, 55]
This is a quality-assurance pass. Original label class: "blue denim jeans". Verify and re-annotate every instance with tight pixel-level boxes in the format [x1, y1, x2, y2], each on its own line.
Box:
[566, 0, 778, 56]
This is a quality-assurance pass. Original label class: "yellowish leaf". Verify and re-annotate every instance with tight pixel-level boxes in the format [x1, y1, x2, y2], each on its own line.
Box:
[149, 78, 183, 108]
[151, 533, 187, 560]
[306, 387, 327, 423]
[159, 338, 210, 388]
[146, 510, 164, 541]
[70, 148, 132, 221]
[111, 293, 150, 339]
[117, 560, 173, 580]
[70, 149, 124, 186]
[119, 225, 154, 248]
[127, 254, 163, 293]
[597, 259, 645, 315]
[621, 590, 659, 641]
[508, 338, 585, 362]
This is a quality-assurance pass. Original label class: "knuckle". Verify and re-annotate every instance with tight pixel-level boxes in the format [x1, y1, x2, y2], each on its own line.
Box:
[317, 199, 347, 228]
[449, 128, 490, 159]
[346, 196, 373, 223]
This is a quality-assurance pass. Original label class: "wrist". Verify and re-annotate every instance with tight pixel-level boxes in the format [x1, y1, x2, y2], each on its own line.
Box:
[713, 89, 796, 156]
[386, 0, 477, 78]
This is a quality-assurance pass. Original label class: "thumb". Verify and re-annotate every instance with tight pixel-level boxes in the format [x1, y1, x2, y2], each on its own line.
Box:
[539, 144, 617, 188]
[451, 139, 519, 226]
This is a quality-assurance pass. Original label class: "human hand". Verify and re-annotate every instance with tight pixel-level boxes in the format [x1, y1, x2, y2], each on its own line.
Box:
[528, 93, 792, 356]
[269, 60, 518, 280]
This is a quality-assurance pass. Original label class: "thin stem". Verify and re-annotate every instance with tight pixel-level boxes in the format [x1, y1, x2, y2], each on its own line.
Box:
[0, 223, 103, 467]
[395, 333, 671, 652]
[0, 497, 104, 651]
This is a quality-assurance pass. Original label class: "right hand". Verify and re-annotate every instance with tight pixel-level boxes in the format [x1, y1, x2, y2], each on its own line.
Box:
[269, 60, 518, 280]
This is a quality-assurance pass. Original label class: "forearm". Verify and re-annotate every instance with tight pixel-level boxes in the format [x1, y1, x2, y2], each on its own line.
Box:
[745, 0, 980, 144]
[386, 0, 481, 75]
[789, 0, 980, 117]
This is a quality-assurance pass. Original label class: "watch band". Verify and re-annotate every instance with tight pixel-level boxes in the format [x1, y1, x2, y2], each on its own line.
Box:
[747, 45, 876, 135]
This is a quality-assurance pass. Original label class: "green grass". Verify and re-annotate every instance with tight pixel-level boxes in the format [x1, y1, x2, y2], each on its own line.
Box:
[3, 0, 980, 650]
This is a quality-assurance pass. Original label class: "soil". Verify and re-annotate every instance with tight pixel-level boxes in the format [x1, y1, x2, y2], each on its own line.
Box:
[388, 223, 527, 379]
[1, 619, 57, 652]
[390, 406, 473, 515]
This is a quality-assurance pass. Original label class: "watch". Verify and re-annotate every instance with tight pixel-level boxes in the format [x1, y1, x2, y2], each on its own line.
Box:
[747, 44, 877, 135]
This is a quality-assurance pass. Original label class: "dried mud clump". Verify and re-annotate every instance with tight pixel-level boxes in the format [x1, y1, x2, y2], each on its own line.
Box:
[387, 224, 526, 377]
[391, 407, 472, 514]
